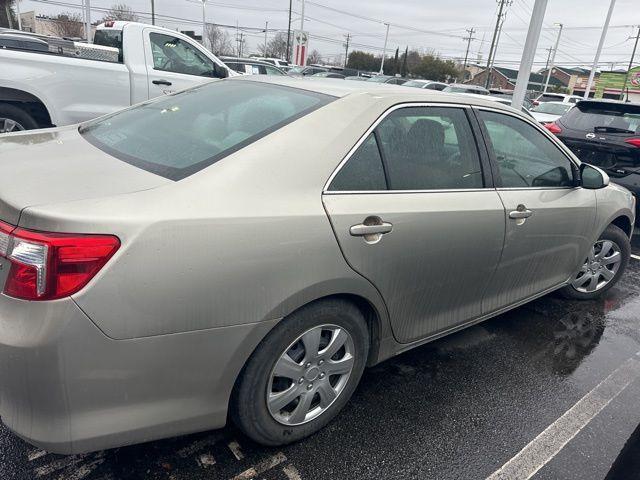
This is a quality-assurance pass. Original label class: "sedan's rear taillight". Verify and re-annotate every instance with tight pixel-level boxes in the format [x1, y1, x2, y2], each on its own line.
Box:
[544, 122, 562, 134]
[625, 138, 640, 148]
[0, 221, 119, 301]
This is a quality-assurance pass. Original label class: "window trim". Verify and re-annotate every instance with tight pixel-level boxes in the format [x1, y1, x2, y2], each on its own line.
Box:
[323, 102, 493, 194]
[472, 105, 581, 191]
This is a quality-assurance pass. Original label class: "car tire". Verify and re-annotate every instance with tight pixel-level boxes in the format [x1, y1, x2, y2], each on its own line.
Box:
[560, 224, 630, 300]
[0, 104, 39, 133]
[232, 298, 369, 446]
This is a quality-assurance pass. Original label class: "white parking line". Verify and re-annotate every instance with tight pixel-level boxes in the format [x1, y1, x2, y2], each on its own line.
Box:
[26, 449, 47, 461]
[177, 433, 223, 458]
[630, 253, 640, 261]
[229, 452, 287, 480]
[283, 464, 303, 480]
[486, 354, 640, 480]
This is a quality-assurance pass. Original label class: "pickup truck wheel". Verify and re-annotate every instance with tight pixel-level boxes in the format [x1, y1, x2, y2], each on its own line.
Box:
[0, 104, 38, 133]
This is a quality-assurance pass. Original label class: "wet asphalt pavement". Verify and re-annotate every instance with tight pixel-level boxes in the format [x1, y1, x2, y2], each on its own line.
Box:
[3, 242, 640, 480]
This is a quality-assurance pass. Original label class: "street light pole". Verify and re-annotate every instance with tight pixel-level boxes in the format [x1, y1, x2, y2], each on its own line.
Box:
[264, 21, 268, 55]
[201, 0, 207, 50]
[620, 26, 640, 101]
[84, 0, 92, 43]
[512, 0, 548, 109]
[151, 0, 155, 25]
[379, 22, 390, 74]
[543, 23, 563, 93]
[300, 0, 305, 32]
[16, 0, 22, 30]
[584, 0, 616, 99]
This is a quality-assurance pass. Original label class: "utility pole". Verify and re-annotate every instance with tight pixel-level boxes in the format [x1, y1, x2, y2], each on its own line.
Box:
[620, 26, 640, 101]
[541, 46, 553, 92]
[300, 0, 305, 32]
[462, 27, 476, 74]
[16, 0, 22, 30]
[286, 0, 292, 62]
[344, 33, 350, 68]
[485, 0, 511, 89]
[512, 0, 548, 109]
[543, 23, 563, 93]
[379, 22, 390, 74]
[201, 0, 207, 50]
[264, 21, 268, 56]
[585, 0, 616, 99]
[151, 0, 155, 25]
[84, 0, 92, 43]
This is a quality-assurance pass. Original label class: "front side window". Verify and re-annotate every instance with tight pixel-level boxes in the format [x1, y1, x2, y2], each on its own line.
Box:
[81, 81, 333, 180]
[377, 107, 484, 190]
[149, 33, 215, 77]
[479, 110, 575, 188]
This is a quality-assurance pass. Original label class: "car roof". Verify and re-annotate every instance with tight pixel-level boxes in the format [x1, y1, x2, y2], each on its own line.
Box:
[229, 76, 520, 112]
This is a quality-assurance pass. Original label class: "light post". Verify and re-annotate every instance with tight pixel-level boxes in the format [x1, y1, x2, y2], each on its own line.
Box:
[379, 23, 390, 75]
[584, 0, 616, 99]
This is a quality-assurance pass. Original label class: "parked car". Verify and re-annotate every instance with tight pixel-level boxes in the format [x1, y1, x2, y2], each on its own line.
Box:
[0, 21, 234, 132]
[402, 79, 449, 91]
[312, 71, 346, 79]
[0, 77, 633, 455]
[533, 93, 582, 106]
[487, 90, 535, 110]
[220, 56, 286, 76]
[345, 75, 370, 81]
[367, 75, 408, 85]
[288, 65, 328, 76]
[530, 101, 574, 124]
[547, 99, 640, 217]
[255, 57, 290, 69]
[455, 92, 535, 118]
[443, 84, 490, 95]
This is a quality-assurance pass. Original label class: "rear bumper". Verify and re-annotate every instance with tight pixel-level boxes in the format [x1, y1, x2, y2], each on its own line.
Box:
[0, 295, 277, 454]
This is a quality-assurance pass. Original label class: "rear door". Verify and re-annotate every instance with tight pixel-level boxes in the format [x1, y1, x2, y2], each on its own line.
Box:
[143, 30, 222, 99]
[476, 108, 596, 313]
[323, 104, 505, 343]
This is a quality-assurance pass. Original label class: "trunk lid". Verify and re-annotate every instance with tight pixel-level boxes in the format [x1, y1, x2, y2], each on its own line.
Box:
[0, 127, 170, 225]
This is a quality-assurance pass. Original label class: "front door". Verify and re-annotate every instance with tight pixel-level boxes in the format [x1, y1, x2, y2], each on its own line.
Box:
[476, 108, 596, 313]
[323, 105, 505, 343]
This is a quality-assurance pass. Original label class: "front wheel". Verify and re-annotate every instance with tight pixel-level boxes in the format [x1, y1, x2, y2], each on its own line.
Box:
[560, 224, 630, 300]
[232, 299, 369, 446]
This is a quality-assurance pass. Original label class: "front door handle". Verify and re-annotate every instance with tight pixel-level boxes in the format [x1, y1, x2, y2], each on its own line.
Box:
[350, 216, 393, 244]
[152, 79, 172, 86]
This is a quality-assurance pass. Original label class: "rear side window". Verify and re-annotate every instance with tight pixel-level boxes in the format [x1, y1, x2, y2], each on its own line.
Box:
[81, 81, 333, 180]
[329, 134, 387, 191]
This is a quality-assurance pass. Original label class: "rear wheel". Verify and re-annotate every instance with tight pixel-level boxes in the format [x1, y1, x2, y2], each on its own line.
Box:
[0, 104, 38, 133]
[560, 224, 630, 300]
[232, 299, 368, 446]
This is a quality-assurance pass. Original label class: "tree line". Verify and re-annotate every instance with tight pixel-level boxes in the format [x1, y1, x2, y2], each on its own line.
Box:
[348, 48, 460, 80]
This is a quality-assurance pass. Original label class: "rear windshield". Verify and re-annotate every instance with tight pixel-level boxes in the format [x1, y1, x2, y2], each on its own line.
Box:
[562, 102, 640, 134]
[537, 94, 563, 102]
[93, 29, 124, 62]
[81, 81, 333, 180]
[532, 103, 573, 115]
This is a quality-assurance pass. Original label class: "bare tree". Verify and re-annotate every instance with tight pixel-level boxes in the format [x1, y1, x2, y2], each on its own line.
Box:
[51, 12, 84, 38]
[307, 49, 321, 65]
[204, 25, 233, 56]
[102, 3, 138, 22]
[265, 32, 289, 59]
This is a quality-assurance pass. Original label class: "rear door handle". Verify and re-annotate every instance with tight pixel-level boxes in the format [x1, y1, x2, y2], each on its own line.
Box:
[509, 205, 533, 220]
[152, 79, 172, 86]
[350, 223, 393, 236]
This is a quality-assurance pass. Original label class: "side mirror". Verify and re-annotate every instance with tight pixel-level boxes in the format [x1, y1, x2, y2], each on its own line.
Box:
[213, 63, 229, 79]
[580, 163, 609, 189]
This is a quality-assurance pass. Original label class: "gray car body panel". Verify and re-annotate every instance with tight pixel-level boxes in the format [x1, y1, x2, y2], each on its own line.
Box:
[0, 76, 634, 453]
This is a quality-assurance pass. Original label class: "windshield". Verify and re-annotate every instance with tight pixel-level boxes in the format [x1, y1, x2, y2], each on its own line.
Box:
[81, 81, 333, 180]
[532, 103, 572, 115]
[403, 80, 427, 88]
[561, 103, 640, 133]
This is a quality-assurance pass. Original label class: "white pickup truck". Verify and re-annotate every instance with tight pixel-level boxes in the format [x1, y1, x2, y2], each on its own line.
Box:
[0, 21, 236, 132]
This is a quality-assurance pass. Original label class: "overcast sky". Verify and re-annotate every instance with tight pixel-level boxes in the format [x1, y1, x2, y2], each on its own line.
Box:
[19, 0, 640, 70]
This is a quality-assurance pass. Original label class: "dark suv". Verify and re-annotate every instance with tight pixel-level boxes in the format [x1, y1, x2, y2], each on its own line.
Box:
[548, 100, 640, 216]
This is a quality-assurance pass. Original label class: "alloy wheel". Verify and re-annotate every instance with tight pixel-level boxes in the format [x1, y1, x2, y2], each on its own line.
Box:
[0, 118, 25, 134]
[571, 240, 622, 293]
[267, 324, 355, 426]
